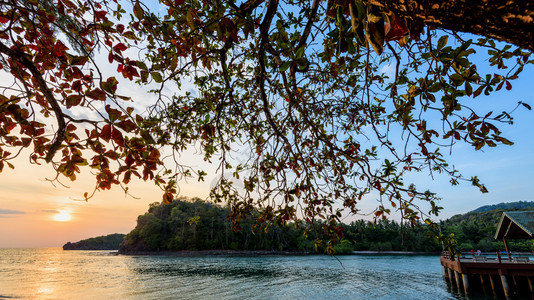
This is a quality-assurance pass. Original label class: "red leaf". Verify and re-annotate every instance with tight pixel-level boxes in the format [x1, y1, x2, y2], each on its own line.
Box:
[71, 80, 82, 92]
[123, 171, 132, 184]
[385, 13, 410, 42]
[86, 88, 106, 100]
[113, 43, 128, 52]
[27, 45, 41, 52]
[100, 124, 112, 142]
[53, 41, 69, 57]
[0, 16, 10, 24]
[505, 81, 512, 91]
[111, 127, 124, 147]
[95, 10, 107, 20]
[116, 119, 137, 132]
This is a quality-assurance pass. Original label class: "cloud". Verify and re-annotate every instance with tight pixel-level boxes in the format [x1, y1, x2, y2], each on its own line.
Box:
[40, 209, 59, 214]
[380, 63, 395, 81]
[0, 209, 26, 217]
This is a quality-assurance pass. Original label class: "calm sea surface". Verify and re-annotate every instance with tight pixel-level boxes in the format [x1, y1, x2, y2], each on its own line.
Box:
[0, 248, 485, 299]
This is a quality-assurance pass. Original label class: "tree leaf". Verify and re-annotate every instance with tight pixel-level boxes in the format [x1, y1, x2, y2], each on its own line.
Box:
[437, 35, 448, 50]
[86, 88, 107, 100]
[133, 1, 144, 19]
[280, 61, 291, 72]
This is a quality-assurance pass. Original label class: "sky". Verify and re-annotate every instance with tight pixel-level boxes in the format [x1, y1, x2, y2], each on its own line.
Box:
[1, 7, 533, 248]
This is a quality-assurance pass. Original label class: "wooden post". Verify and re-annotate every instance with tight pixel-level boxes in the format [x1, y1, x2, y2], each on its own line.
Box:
[462, 274, 470, 294]
[479, 274, 488, 295]
[455, 271, 462, 290]
[442, 266, 449, 280]
[447, 268, 454, 285]
[501, 275, 510, 299]
[503, 237, 511, 260]
[512, 275, 518, 295]
[489, 275, 497, 296]
[527, 276, 534, 293]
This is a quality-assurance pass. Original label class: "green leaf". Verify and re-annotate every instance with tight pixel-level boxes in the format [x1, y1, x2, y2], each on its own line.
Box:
[437, 35, 448, 50]
[295, 47, 305, 60]
[280, 61, 291, 72]
[449, 74, 464, 86]
[465, 81, 472, 96]
[66, 95, 83, 108]
[427, 82, 442, 93]
[151, 72, 163, 83]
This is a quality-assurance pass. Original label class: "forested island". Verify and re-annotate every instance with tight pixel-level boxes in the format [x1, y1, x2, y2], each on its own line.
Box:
[62, 199, 533, 253]
[118, 198, 534, 254]
[63, 233, 126, 250]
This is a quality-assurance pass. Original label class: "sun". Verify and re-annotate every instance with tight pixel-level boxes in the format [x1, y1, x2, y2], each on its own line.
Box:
[53, 210, 72, 222]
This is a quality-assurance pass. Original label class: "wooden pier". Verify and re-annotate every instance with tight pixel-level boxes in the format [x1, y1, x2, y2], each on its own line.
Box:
[440, 211, 534, 298]
[440, 251, 534, 298]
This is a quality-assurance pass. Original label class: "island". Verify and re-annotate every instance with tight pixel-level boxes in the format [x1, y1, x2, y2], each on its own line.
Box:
[63, 233, 126, 250]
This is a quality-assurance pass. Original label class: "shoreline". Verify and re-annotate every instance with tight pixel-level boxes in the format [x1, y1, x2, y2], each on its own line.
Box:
[115, 249, 440, 256]
[117, 250, 313, 256]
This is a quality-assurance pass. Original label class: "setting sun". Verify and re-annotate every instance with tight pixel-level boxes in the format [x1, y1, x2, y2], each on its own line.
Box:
[53, 210, 72, 222]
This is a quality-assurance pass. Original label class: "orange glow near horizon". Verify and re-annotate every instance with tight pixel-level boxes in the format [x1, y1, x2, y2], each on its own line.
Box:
[53, 210, 72, 222]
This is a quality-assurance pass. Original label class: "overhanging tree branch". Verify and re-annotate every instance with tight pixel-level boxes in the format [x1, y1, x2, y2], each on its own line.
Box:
[0, 41, 66, 163]
[368, 0, 534, 51]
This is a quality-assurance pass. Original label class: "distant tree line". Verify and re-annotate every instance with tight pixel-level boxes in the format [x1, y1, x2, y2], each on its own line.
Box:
[63, 233, 126, 250]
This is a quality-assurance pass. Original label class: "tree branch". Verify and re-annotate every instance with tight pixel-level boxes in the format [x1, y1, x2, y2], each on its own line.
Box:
[368, 0, 534, 51]
[0, 41, 66, 163]
[297, 0, 320, 50]
[258, 0, 290, 144]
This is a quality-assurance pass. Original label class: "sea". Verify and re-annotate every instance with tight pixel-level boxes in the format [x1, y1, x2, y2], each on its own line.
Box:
[0, 248, 512, 299]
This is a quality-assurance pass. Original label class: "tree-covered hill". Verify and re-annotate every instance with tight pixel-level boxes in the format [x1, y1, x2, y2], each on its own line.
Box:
[119, 197, 439, 254]
[119, 198, 318, 253]
[440, 202, 534, 252]
[63, 233, 126, 250]
[469, 201, 534, 213]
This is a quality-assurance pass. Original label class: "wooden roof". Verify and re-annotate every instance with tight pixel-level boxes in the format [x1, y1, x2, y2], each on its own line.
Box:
[494, 211, 534, 240]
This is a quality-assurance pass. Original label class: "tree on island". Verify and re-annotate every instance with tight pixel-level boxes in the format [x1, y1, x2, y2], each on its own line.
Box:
[1, 0, 532, 249]
[63, 233, 126, 250]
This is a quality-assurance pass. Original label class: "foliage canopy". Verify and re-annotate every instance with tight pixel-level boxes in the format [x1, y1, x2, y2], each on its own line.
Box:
[1, 0, 532, 244]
